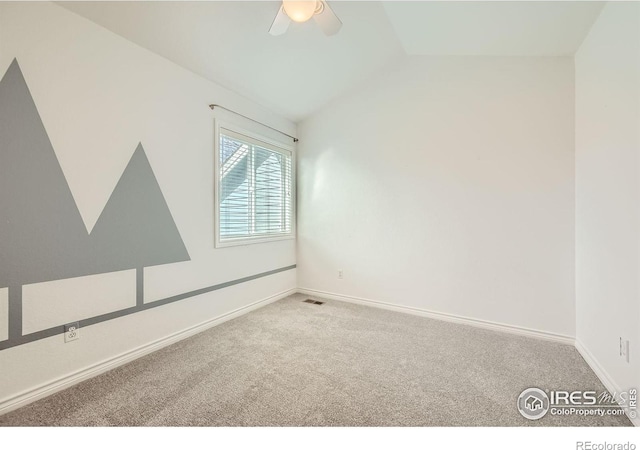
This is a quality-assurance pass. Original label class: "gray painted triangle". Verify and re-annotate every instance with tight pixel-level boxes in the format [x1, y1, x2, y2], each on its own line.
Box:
[0, 59, 93, 288]
[89, 144, 190, 273]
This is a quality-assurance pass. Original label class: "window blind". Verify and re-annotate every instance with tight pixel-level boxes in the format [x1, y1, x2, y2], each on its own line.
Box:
[219, 130, 292, 241]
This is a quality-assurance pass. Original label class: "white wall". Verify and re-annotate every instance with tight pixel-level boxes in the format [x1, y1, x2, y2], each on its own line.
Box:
[575, 2, 640, 398]
[297, 56, 575, 337]
[0, 2, 296, 406]
[0, 289, 7, 343]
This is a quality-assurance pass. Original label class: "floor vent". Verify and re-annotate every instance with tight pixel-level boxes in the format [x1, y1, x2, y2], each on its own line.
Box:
[303, 299, 324, 305]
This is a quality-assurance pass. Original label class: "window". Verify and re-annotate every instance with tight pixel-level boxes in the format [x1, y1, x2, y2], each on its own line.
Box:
[215, 125, 294, 247]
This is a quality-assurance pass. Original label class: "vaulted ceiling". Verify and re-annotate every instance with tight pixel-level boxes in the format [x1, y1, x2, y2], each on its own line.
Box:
[59, 1, 604, 122]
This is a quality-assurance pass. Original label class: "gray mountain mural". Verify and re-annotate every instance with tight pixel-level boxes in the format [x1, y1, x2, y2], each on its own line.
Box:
[0, 59, 190, 340]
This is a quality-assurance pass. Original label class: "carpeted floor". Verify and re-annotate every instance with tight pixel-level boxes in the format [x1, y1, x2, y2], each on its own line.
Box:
[0, 293, 632, 426]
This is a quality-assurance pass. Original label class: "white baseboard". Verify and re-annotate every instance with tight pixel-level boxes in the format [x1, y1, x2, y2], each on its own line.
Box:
[298, 288, 575, 346]
[0, 288, 296, 416]
[575, 339, 639, 427]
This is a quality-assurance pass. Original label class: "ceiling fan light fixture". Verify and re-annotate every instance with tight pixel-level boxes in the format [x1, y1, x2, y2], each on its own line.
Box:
[283, 0, 317, 23]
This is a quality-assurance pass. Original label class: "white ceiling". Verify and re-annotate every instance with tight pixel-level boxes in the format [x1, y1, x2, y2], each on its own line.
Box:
[382, 1, 605, 56]
[59, 1, 604, 122]
[59, 1, 405, 122]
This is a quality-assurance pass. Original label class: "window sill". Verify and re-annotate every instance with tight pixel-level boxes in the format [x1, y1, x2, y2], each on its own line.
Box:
[215, 233, 295, 249]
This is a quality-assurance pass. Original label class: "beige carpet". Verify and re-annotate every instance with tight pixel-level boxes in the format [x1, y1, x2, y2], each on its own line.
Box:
[0, 293, 631, 426]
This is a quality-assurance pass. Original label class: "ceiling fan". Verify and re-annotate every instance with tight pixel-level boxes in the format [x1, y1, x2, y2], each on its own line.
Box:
[269, 0, 342, 36]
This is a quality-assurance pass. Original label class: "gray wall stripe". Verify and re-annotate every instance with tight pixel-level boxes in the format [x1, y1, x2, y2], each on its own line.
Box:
[0, 264, 296, 351]
[136, 267, 144, 307]
[8, 286, 21, 341]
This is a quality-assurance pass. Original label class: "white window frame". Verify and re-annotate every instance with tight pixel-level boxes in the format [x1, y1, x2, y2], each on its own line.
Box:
[214, 120, 296, 248]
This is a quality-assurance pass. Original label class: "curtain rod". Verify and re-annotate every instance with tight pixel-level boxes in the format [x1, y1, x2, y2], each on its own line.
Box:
[209, 104, 298, 143]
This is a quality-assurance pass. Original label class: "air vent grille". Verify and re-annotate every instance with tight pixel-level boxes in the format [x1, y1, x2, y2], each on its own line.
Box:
[303, 299, 324, 305]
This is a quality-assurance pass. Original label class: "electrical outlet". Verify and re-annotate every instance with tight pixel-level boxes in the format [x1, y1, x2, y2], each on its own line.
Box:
[620, 338, 630, 363]
[65, 322, 79, 343]
[338, 270, 343, 279]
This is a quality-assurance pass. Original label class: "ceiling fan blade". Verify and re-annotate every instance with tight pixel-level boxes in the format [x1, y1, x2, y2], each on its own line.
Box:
[313, 1, 342, 36]
[269, 5, 291, 36]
